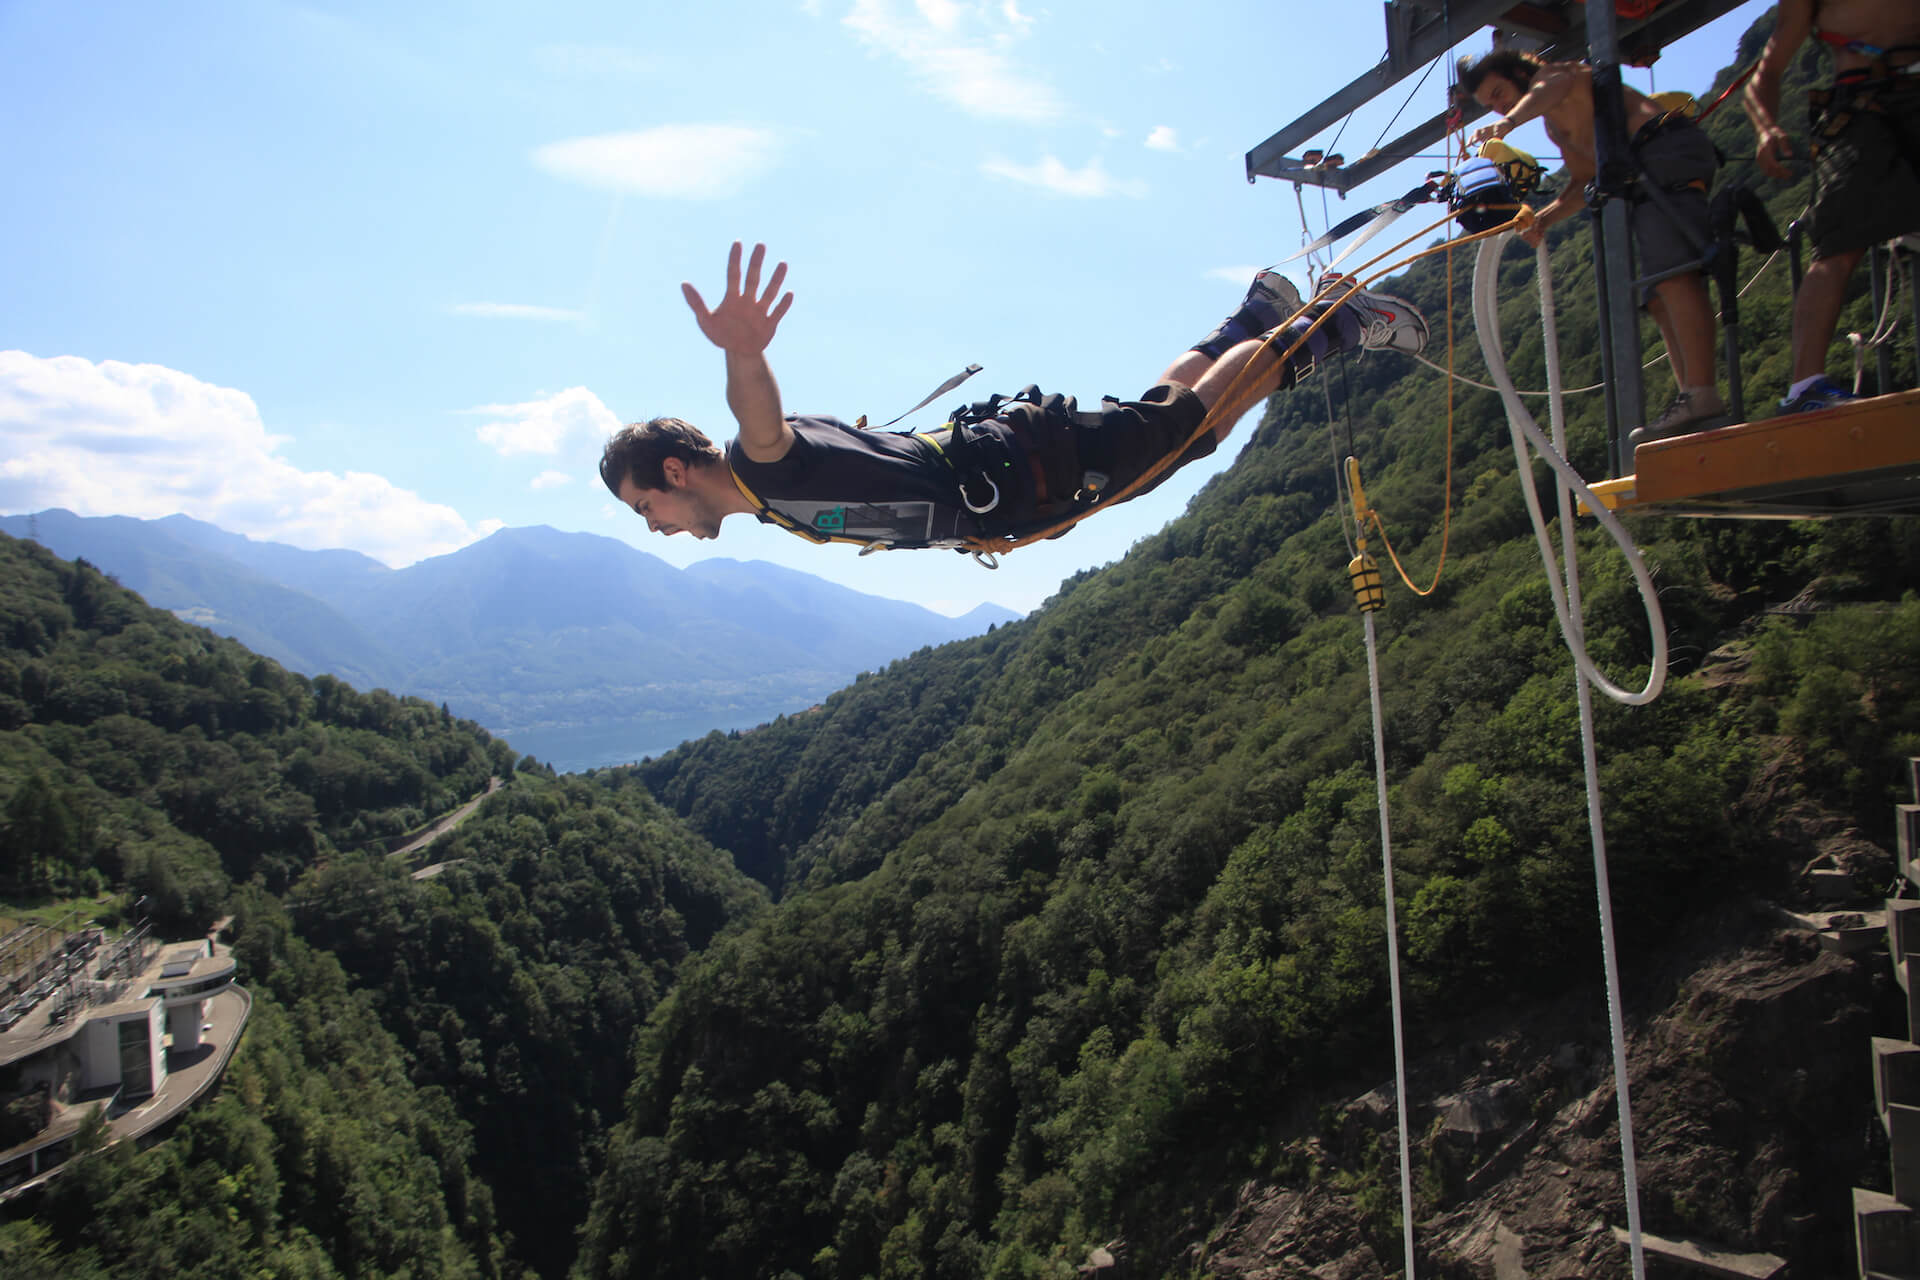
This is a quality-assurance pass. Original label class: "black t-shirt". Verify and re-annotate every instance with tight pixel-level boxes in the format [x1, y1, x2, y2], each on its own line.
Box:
[728, 415, 980, 547]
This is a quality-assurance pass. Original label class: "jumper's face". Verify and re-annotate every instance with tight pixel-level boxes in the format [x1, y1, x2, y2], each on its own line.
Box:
[617, 461, 720, 539]
[1474, 75, 1523, 115]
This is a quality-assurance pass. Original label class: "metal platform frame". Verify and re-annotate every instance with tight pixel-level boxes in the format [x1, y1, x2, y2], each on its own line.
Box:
[1246, 0, 1920, 516]
[1245, 0, 1751, 193]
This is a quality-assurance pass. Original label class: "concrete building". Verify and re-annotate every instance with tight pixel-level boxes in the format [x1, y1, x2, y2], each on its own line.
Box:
[0, 927, 248, 1196]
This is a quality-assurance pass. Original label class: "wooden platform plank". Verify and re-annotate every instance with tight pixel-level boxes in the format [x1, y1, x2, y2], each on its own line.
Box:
[1586, 389, 1920, 518]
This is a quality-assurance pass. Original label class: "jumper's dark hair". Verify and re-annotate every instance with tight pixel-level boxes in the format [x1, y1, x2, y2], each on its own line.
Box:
[1459, 49, 1541, 97]
[599, 418, 723, 496]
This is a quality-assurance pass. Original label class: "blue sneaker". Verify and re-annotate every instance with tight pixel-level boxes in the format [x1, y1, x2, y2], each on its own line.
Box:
[1777, 375, 1855, 413]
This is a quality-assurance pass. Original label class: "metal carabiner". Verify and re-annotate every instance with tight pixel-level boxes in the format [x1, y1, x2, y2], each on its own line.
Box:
[970, 549, 1000, 570]
[961, 475, 1000, 514]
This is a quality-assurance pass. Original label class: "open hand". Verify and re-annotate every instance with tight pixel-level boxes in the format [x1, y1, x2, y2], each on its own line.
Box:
[682, 241, 794, 356]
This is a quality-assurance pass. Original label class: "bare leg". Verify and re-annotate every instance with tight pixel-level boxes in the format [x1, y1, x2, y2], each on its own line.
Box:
[1651, 274, 1717, 400]
[1791, 250, 1863, 382]
[1646, 293, 1686, 393]
[1158, 349, 1214, 390]
[1184, 339, 1290, 442]
[1148, 341, 1287, 447]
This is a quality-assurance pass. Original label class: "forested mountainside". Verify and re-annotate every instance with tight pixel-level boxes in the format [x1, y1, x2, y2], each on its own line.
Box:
[580, 16, 1920, 1279]
[5, 10, 1920, 1279]
[0, 533, 767, 1277]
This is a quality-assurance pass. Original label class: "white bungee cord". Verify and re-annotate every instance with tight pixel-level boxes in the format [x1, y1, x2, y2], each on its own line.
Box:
[1469, 233, 1669, 705]
[1472, 229, 1660, 1278]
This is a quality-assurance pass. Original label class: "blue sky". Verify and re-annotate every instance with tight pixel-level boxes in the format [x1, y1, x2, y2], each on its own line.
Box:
[1, 0, 1770, 616]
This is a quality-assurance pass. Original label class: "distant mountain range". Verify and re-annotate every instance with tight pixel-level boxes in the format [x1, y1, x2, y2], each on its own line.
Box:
[0, 510, 1021, 770]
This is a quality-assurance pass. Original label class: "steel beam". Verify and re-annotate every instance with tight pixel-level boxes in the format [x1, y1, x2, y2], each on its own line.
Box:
[1247, 0, 1757, 191]
[1245, 0, 1520, 184]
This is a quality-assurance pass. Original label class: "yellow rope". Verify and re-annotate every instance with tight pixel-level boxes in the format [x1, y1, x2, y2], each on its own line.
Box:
[1342, 207, 1537, 597]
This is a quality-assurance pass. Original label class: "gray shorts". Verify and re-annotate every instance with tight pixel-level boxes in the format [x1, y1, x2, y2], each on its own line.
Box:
[1629, 117, 1717, 305]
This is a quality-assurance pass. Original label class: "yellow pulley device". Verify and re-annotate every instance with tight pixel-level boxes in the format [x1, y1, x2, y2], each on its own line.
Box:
[1345, 456, 1386, 614]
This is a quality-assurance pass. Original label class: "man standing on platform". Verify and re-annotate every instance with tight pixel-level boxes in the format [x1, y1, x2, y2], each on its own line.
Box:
[1744, 0, 1920, 412]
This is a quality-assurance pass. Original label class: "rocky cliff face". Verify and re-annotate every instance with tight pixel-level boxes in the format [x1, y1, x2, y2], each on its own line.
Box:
[1185, 898, 1886, 1279]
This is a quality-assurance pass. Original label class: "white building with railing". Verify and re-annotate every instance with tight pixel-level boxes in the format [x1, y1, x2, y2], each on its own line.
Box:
[0, 929, 246, 1196]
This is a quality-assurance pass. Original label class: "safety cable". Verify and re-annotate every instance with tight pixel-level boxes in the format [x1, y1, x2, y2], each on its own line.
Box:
[1344, 463, 1416, 1280]
[1295, 183, 1318, 265]
[1487, 232, 1654, 1279]
[1372, 54, 1444, 156]
[1848, 245, 1912, 392]
[1413, 353, 1607, 394]
[1327, 355, 1360, 558]
[1366, 609, 1416, 1280]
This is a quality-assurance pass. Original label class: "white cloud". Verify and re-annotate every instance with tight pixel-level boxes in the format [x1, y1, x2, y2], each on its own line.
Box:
[999, 0, 1035, 36]
[1146, 125, 1179, 152]
[530, 469, 573, 490]
[980, 155, 1147, 199]
[469, 387, 621, 457]
[533, 125, 779, 199]
[915, 0, 963, 31]
[843, 0, 1063, 122]
[449, 302, 584, 323]
[0, 351, 489, 567]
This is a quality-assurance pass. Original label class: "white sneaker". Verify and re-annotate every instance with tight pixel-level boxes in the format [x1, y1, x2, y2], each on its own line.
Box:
[1322, 275, 1428, 355]
[1248, 269, 1303, 317]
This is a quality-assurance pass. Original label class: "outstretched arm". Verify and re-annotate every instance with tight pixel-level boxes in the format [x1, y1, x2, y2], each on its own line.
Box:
[1743, 0, 1813, 180]
[683, 242, 796, 464]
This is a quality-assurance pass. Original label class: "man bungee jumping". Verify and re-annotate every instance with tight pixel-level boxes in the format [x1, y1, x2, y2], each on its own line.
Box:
[599, 242, 1427, 555]
[1742, 0, 1920, 413]
[1461, 49, 1723, 443]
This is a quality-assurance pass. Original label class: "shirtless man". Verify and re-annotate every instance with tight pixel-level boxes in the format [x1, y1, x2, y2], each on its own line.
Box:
[1744, 0, 1920, 412]
[1462, 50, 1722, 440]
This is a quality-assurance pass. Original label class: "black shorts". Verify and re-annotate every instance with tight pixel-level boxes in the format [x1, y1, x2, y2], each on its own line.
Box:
[983, 382, 1213, 532]
[1810, 74, 1920, 258]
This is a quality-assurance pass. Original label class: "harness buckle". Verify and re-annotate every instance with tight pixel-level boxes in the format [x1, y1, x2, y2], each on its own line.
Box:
[1075, 470, 1110, 503]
